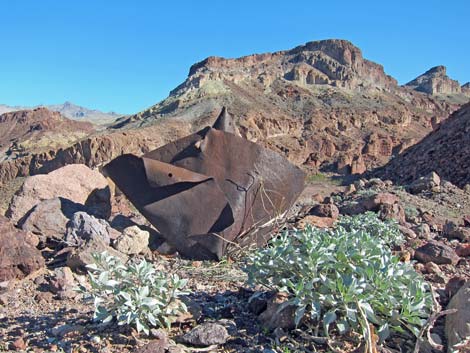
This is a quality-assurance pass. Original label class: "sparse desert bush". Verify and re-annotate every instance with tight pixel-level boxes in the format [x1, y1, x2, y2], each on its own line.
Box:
[80, 252, 188, 335]
[244, 213, 431, 345]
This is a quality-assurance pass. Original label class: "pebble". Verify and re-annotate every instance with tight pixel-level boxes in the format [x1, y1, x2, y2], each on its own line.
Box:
[90, 335, 101, 344]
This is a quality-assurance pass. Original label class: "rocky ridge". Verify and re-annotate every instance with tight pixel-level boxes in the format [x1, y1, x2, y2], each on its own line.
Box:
[0, 108, 95, 162]
[405, 65, 470, 96]
[374, 103, 470, 188]
[0, 102, 122, 125]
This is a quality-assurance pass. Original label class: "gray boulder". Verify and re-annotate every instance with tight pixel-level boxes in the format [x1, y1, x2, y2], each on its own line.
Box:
[446, 281, 470, 352]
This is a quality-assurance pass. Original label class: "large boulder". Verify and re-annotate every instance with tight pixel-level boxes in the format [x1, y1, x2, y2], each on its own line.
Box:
[0, 216, 45, 281]
[446, 281, 470, 352]
[18, 198, 87, 244]
[409, 171, 441, 194]
[6, 164, 111, 223]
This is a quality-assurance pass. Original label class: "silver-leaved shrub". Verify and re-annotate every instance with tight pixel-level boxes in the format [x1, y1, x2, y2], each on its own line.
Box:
[244, 212, 432, 342]
[80, 252, 188, 335]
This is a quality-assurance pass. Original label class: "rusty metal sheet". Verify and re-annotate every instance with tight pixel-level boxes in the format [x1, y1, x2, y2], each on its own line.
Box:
[103, 108, 305, 260]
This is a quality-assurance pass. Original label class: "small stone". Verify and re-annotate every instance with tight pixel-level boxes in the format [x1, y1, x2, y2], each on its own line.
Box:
[248, 294, 268, 315]
[90, 336, 101, 344]
[136, 330, 168, 353]
[344, 184, 356, 195]
[298, 215, 335, 229]
[409, 172, 441, 194]
[446, 276, 466, 298]
[51, 324, 85, 337]
[309, 203, 339, 219]
[425, 262, 442, 275]
[463, 215, 470, 227]
[180, 322, 229, 347]
[113, 226, 149, 255]
[456, 244, 470, 257]
[12, 337, 27, 351]
[49, 267, 76, 298]
[35, 291, 54, 304]
[444, 221, 470, 242]
[399, 225, 417, 239]
[258, 292, 297, 331]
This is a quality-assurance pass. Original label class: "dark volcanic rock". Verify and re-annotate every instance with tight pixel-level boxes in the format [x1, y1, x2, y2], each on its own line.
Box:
[0, 215, 45, 281]
[414, 241, 460, 265]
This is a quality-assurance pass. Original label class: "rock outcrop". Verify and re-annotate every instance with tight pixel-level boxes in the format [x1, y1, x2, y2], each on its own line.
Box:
[374, 103, 470, 188]
[405, 66, 462, 95]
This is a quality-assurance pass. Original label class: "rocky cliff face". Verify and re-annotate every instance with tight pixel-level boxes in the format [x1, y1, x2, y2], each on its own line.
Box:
[374, 103, 470, 188]
[405, 66, 463, 95]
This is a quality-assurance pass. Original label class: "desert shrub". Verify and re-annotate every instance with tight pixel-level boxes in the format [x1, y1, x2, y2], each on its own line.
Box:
[80, 252, 188, 335]
[244, 213, 431, 343]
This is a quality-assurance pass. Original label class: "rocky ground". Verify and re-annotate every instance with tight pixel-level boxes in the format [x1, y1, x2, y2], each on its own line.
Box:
[1, 163, 470, 353]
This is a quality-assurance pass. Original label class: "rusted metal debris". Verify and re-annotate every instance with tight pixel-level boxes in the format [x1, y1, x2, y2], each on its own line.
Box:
[103, 108, 305, 260]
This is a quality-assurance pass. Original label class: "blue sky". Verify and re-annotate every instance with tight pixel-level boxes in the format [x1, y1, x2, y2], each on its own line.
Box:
[0, 0, 468, 114]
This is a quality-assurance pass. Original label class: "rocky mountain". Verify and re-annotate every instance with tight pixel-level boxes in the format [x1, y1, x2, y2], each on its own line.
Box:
[0, 108, 95, 162]
[405, 65, 470, 98]
[115, 39, 463, 174]
[373, 102, 470, 188]
[0, 39, 468, 186]
[0, 102, 122, 125]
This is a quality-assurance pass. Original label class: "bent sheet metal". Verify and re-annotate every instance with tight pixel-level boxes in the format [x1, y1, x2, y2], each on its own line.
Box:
[103, 108, 305, 259]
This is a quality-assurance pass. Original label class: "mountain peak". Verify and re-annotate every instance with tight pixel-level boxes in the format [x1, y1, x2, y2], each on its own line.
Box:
[405, 65, 462, 95]
[174, 39, 397, 98]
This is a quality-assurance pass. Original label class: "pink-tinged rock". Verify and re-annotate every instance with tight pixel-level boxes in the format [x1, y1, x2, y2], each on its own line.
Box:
[456, 244, 470, 257]
[309, 203, 339, 219]
[362, 192, 399, 211]
[6, 164, 110, 223]
[0, 216, 45, 281]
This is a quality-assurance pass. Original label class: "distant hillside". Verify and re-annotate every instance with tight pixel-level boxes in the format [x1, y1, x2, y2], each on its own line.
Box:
[0, 102, 123, 125]
[0, 107, 95, 161]
[373, 103, 470, 188]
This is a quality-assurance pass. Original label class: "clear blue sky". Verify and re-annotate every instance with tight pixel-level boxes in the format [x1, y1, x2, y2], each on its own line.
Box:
[0, 0, 468, 114]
